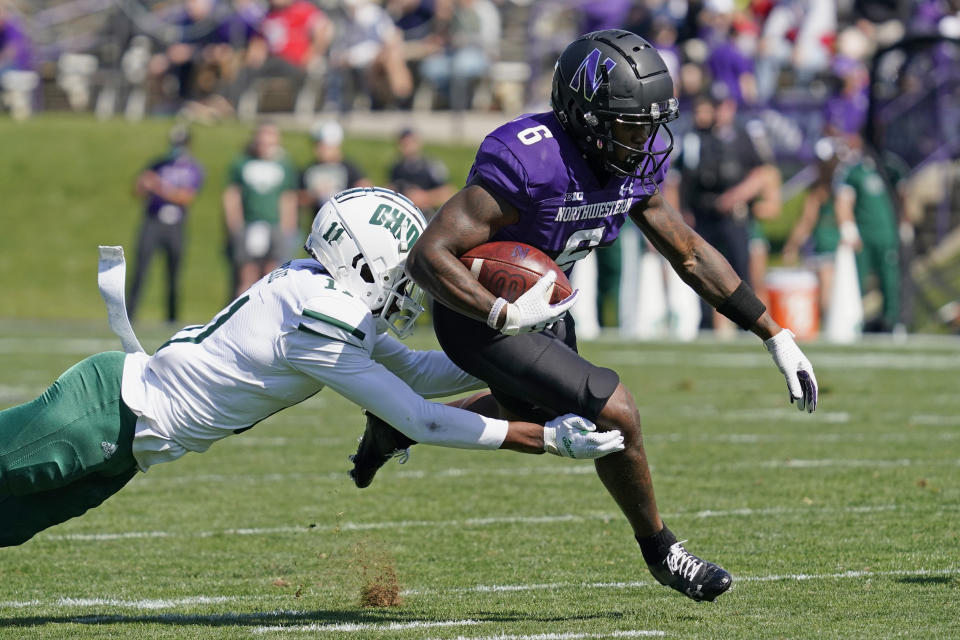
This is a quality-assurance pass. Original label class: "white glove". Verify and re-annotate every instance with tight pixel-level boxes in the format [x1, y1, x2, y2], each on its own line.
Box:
[764, 329, 819, 412]
[543, 414, 625, 459]
[493, 271, 579, 335]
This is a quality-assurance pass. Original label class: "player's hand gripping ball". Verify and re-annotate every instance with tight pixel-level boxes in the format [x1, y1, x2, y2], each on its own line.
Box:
[460, 241, 573, 303]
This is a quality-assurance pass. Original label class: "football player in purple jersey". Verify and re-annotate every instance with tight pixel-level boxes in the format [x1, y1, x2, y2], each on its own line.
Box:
[127, 125, 205, 324]
[354, 30, 819, 602]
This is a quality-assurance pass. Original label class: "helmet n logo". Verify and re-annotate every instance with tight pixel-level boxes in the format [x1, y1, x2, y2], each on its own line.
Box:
[569, 48, 617, 102]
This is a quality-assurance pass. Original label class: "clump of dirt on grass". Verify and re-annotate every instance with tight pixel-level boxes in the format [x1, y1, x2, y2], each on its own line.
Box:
[354, 541, 404, 608]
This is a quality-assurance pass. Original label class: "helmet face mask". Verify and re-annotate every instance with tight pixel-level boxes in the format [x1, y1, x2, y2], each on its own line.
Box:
[304, 187, 427, 339]
[379, 273, 425, 338]
[551, 30, 679, 181]
[605, 117, 675, 179]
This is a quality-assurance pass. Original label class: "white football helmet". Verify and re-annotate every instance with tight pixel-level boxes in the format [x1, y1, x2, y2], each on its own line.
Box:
[305, 187, 427, 338]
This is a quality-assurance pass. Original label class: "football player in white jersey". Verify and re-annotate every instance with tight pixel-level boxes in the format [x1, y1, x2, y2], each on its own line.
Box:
[0, 188, 623, 547]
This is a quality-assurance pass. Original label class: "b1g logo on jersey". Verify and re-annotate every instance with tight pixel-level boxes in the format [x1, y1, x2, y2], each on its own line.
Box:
[570, 48, 617, 102]
[369, 203, 421, 250]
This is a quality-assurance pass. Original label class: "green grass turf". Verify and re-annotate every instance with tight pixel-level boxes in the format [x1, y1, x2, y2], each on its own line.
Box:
[0, 114, 478, 322]
[0, 318, 958, 639]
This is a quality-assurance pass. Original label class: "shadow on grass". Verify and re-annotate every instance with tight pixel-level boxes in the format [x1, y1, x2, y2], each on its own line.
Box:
[895, 576, 956, 586]
[0, 608, 624, 629]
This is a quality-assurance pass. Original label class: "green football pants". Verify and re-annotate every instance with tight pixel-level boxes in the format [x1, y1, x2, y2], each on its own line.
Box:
[0, 351, 139, 546]
[856, 239, 900, 328]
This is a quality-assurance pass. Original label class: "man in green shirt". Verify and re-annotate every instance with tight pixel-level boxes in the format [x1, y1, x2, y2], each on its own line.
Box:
[835, 139, 901, 332]
[223, 123, 299, 298]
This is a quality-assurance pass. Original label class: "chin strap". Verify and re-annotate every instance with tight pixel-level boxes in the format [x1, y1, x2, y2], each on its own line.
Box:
[97, 245, 145, 354]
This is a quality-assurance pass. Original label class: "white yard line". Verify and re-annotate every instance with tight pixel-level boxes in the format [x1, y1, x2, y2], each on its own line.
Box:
[252, 619, 482, 634]
[909, 414, 960, 426]
[130, 454, 960, 489]
[4, 334, 959, 367]
[653, 431, 960, 444]
[40, 504, 912, 543]
[0, 338, 121, 354]
[253, 622, 667, 637]
[600, 350, 960, 370]
[2, 568, 957, 615]
[403, 567, 960, 597]
[0, 595, 246, 609]
[0, 383, 42, 397]
[420, 633, 665, 640]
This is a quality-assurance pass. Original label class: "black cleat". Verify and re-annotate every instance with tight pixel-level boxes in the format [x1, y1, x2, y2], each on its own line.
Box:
[647, 540, 733, 602]
[348, 411, 417, 488]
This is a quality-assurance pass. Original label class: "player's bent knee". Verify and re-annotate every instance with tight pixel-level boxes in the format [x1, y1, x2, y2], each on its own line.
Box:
[584, 365, 620, 420]
[598, 383, 643, 440]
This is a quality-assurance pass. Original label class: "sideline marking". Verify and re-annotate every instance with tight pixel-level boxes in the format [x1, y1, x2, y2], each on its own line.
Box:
[128, 453, 960, 489]
[420, 633, 665, 640]
[252, 619, 481, 634]
[0, 595, 242, 610]
[39, 504, 913, 543]
[2, 568, 957, 613]
[600, 349, 960, 370]
[403, 567, 960, 596]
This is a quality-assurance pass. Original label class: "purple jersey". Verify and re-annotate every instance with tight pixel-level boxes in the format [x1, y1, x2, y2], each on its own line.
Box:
[706, 40, 753, 105]
[0, 15, 32, 71]
[468, 111, 667, 271]
[823, 88, 868, 135]
[144, 152, 205, 224]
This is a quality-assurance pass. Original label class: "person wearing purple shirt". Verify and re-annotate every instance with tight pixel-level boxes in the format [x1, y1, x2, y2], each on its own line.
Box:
[127, 126, 205, 324]
[150, 0, 258, 113]
[823, 57, 869, 137]
[577, 0, 632, 32]
[706, 37, 756, 106]
[351, 30, 819, 602]
[0, 5, 32, 75]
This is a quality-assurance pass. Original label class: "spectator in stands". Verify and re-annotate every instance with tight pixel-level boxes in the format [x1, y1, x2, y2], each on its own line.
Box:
[676, 93, 776, 330]
[577, 0, 632, 32]
[127, 125, 205, 324]
[147, 0, 258, 119]
[386, 0, 444, 101]
[300, 120, 372, 219]
[822, 56, 870, 139]
[233, 0, 332, 114]
[327, 0, 413, 110]
[387, 0, 438, 46]
[650, 17, 682, 86]
[0, 2, 33, 77]
[388, 128, 455, 218]
[701, 0, 758, 105]
[223, 123, 299, 298]
[418, 0, 500, 111]
[755, 0, 836, 103]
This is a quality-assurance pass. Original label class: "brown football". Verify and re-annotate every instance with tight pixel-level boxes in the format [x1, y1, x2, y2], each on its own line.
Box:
[460, 241, 573, 304]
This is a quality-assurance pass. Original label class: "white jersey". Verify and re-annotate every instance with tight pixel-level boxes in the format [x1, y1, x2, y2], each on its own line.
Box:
[121, 259, 506, 470]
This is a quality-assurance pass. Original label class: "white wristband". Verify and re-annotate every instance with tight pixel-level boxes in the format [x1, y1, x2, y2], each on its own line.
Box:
[487, 297, 508, 330]
[543, 425, 559, 456]
[840, 221, 860, 244]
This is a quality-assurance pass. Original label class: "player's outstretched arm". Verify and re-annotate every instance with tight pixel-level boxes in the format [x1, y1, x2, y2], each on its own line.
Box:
[631, 193, 818, 411]
[630, 193, 744, 311]
[349, 407, 624, 488]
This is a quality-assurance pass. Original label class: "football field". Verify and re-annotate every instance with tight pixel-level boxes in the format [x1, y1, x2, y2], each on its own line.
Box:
[0, 320, 958, 639]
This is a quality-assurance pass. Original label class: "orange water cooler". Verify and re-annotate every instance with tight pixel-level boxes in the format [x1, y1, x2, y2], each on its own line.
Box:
[765, 269, 820, 341]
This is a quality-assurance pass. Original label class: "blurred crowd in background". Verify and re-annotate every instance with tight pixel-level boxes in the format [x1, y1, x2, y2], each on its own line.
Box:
[3, 0, 959, 118]
[3, 0, 960, 338]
